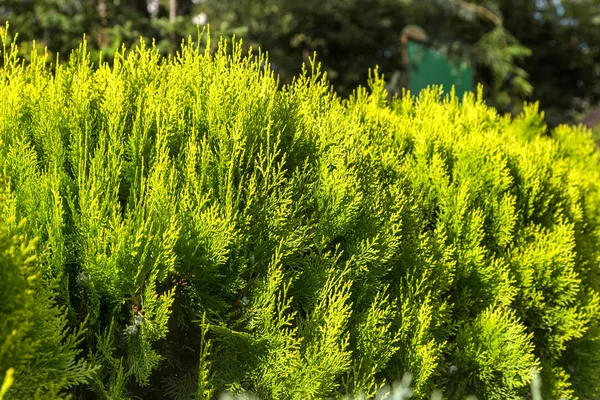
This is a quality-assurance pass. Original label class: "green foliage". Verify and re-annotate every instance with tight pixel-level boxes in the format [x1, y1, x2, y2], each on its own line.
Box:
[0, 207, 95, 398]
[1, 29, 600, 399]
[452, 307, 537, 399]
[4, 1, 600, 125]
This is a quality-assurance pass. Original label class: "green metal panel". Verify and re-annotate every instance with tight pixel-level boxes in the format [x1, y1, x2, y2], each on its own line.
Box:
[407, 40, 473, 98]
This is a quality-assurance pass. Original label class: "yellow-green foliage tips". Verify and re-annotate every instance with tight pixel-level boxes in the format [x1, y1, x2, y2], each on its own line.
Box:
[1, 28, 600, 399]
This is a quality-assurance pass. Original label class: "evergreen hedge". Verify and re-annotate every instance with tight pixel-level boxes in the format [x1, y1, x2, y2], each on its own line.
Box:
[1, 27, 600, 399]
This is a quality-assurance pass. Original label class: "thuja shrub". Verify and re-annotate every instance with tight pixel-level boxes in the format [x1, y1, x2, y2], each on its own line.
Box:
[1, 27, 600, 399]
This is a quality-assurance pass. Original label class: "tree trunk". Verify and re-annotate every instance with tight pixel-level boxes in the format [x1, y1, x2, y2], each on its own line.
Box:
[169, 0, 176, 22]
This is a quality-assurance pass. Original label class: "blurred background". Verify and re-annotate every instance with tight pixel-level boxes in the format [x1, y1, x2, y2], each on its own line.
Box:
[1, 0, 600, 128]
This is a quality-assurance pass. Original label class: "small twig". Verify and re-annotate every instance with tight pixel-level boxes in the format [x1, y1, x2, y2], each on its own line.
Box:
[456, 0, 503, 26]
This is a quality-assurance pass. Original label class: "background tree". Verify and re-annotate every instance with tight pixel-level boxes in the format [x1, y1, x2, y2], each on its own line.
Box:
[499, 0, 600, 125]
[199, 0, 600, 124]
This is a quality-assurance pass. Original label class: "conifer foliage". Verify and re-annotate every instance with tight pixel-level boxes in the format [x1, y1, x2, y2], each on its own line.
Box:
[1, 26, 600, 399]
[0, 194, 94, 399]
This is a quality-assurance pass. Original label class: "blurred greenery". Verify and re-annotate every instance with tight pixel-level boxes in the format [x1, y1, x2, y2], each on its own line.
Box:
[1, 0, 600, 125]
